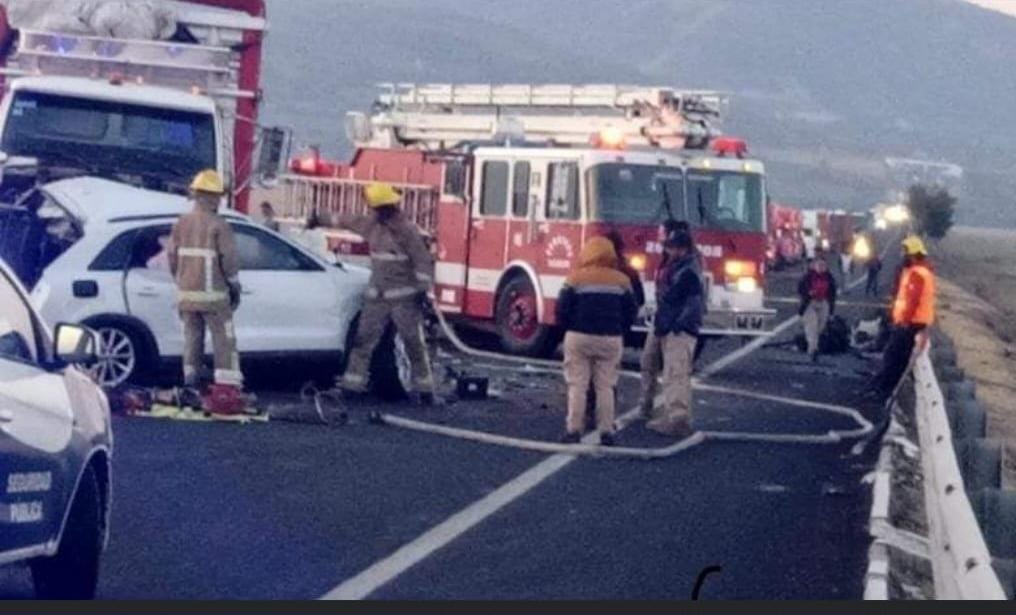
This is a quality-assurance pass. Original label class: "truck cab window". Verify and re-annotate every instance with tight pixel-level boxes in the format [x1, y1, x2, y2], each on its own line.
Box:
[480, 161, 509, 216]
[512, 161, 531, 218]
[546, 162, 579, 220]
[1, 90, 217, 194]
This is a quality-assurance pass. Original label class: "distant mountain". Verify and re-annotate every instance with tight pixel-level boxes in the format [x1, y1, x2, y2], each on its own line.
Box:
[260, 0, 1016, 227]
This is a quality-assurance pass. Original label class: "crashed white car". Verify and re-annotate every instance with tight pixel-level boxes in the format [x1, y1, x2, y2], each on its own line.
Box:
[0, 177, 403, 391]
[0, 260, 112, 599]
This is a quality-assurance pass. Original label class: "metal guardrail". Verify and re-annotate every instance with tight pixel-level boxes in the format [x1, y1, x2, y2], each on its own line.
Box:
[913, 349, 1007, 599]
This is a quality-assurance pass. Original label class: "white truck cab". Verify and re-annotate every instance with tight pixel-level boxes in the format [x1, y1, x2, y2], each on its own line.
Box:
[0, 75, 225, 195]
[0, 2, 280, 212]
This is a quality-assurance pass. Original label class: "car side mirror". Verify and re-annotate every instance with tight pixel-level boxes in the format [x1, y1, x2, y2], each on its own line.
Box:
[54, 323, 97, 365]
[256, 127, 290, 188]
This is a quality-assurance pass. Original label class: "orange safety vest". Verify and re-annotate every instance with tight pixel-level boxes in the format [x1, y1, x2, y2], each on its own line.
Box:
[892, 264, 936, 326]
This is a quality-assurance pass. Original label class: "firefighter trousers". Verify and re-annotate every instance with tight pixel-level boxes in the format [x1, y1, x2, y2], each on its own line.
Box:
[181, 310, 242, 387]
[647, 333, 696, 435]
[341, 297, 434, 395]
[563, 332, 623, 435]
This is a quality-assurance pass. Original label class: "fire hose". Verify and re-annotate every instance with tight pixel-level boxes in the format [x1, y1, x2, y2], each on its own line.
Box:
[327, 298, 876, 460]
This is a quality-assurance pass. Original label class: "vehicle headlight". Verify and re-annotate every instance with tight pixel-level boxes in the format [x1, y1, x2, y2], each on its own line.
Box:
[736, 277, 758, 294]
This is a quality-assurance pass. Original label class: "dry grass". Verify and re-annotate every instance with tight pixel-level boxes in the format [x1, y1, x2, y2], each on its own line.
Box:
[934, 227, 1016, 487]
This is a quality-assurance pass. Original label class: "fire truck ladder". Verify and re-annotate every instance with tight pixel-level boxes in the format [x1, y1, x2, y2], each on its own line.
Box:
[282, 176, 440, 235]
[346, 83, 728, 151]
[1, 29, 249, 98]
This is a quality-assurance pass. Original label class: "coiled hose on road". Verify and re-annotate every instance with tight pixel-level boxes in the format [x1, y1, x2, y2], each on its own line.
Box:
[337, 299, 876, 461]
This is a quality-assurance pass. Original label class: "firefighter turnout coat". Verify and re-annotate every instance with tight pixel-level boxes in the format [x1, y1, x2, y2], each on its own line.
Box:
[170, 203, 241, 313]
[337, 211, 434, 299]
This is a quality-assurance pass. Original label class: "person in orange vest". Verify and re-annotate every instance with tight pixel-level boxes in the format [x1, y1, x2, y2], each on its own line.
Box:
[872, 235, 936, 399]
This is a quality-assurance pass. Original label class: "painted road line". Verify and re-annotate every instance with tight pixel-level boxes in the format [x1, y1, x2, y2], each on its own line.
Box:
[320, 287, 865, 600]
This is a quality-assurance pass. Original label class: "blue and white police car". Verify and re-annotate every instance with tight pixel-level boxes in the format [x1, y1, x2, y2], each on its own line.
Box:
[0, 259, 112, 599]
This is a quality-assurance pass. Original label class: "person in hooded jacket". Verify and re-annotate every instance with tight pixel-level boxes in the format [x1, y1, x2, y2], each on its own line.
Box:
[648, 230, 703, 438]
[556, 237, 638, 446]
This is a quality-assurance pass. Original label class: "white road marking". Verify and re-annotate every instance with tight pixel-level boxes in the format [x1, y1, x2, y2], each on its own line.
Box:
[322, 269, 879, 600]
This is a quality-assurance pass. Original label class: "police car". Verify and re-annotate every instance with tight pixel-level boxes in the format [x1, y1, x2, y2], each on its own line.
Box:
[0, 260, 112, 599]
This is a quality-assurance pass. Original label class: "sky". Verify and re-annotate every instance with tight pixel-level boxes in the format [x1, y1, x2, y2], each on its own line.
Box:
[964, 0, 1016, 17]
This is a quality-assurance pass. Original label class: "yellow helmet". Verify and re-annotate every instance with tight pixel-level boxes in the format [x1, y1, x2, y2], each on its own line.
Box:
[365, 182, 402, 208]
[190, 169, 226, 195]
[902, 235, 928, 257]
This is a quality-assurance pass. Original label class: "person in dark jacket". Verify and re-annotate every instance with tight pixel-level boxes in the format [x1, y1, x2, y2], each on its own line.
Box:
[556, 237, 638, 447]
[798, 258, 838, 362]
[647, 231, 703, 438]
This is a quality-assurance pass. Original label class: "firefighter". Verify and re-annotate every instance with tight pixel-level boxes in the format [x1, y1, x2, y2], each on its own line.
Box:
[169, 170, 244, 394]
[648, 230, 703, 439]
[871, 235, 936, 399]
[336, 182, 436, 404]
[556, 237, 638, 446]
[798, 257, 838, 362]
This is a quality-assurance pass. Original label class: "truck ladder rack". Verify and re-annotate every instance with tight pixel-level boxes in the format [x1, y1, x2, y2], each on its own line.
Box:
[5, 29, 243, 94]
[348, 83, 727, 151]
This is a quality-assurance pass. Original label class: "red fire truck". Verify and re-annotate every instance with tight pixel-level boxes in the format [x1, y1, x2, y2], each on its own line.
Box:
[278, 84, 776, 355]
[766, 202, 804, 269]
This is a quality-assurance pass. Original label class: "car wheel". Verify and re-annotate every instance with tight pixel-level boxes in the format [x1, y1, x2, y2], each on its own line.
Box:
[495, 275, 558, 357]
[89, 323, 147, 388]
[31, 464, 103, 600]
[369, 323, 413, 401]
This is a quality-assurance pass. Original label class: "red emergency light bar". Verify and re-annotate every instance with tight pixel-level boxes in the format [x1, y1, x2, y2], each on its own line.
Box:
[711, 137, 748, 159]
[289, 148, 339, 177]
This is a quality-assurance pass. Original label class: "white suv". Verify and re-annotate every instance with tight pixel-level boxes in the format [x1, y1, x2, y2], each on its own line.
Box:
[0, 177, 400, 391]
[0, 260, 112, 599]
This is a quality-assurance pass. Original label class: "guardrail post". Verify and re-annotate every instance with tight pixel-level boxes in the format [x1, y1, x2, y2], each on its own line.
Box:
[954, 439, 1003, 492]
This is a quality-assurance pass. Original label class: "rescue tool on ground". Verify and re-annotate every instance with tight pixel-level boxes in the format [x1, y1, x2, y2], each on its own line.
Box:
[276, 83, 776, 357]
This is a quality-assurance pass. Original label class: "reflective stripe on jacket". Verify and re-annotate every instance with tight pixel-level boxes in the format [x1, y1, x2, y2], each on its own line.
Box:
[337, 211, 434, 299]
[892, 263, 935, 326]
[170, 206, 239, 313]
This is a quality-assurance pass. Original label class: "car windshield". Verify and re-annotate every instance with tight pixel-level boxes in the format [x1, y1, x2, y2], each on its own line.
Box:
[1, 90, 217, 191]
[588, 163, 686, 225]
[686, 169, 765, 233]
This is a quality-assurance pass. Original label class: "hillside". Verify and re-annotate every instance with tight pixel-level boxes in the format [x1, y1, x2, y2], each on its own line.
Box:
[260, 0, 1016, 227]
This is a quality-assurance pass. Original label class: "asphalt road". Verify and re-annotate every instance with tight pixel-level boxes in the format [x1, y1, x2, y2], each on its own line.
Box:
[1, 242, 900, 600]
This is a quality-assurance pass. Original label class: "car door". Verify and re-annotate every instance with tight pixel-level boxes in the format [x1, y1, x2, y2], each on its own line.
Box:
[230, 224, 344, 354]
[123, 225, 185, 357]
[0, 271, 72, 555]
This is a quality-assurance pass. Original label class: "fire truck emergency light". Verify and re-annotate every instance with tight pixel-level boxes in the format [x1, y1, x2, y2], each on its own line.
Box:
[292, 148, 322, 175]
[711, 137, 748, 159]
[591, 127, 627, 150]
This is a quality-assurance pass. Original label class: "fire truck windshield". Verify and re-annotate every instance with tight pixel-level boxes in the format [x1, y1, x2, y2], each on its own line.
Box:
[589, 163, 686, 225]
[687, 170, 765, 233]
[2, 90, 217, 189]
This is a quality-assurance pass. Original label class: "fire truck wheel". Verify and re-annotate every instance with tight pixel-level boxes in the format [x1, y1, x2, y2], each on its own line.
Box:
[495, 276, 558, 357]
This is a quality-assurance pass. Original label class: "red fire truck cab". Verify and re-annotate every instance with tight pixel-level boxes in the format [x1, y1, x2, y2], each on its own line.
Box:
[279, 84, 776, 356]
